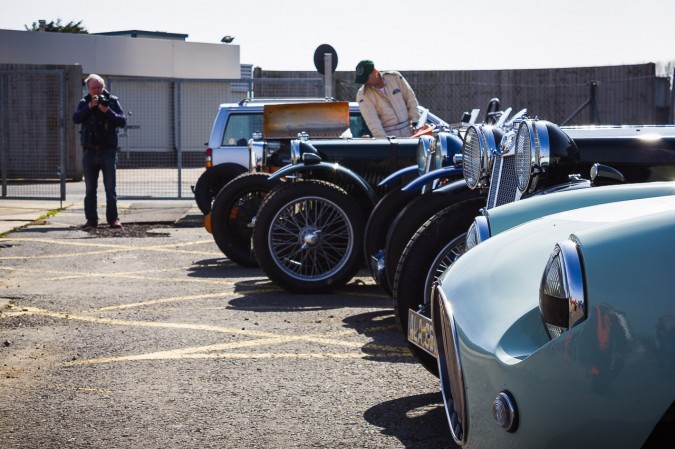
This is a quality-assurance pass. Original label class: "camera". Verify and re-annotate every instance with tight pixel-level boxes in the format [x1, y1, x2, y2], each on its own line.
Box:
[98, 93, 110, 107]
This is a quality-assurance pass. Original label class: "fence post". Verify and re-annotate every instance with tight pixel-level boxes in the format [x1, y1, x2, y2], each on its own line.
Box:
[670, 68, 675, 124]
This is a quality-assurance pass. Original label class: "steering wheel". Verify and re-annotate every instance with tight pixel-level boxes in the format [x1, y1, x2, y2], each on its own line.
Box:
[485, 98, 501, 125]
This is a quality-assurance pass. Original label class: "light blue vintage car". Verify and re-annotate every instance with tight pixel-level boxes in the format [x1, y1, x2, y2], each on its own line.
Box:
[432, 193, 675, 448]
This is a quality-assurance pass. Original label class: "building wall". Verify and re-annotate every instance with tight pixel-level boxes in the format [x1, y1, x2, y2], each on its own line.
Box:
[0, 29, 240, 79]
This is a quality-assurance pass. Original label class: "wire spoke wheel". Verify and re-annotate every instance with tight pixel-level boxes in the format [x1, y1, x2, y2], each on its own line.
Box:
[253, 180, 367, 293]
[270, 195, 353, 280]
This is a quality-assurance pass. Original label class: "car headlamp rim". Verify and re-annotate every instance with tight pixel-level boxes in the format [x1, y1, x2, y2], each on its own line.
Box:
[531, 120, 551, 192]
[462, 125, 485, 190]
[514, 120, 534, 192]
[465, 215, 491, 251]
[417, 135, 434, 175]
[436, 132, 455, 169]
[290, 140, 301, 165]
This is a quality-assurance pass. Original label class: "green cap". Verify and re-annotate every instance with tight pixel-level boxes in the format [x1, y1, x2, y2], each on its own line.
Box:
[354, 60, 374, 83]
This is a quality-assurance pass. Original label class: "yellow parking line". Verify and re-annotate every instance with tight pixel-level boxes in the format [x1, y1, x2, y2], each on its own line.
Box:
[0, 237, 218, 260]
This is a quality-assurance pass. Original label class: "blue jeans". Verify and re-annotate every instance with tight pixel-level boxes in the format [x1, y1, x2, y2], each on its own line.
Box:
[83, 149, 118, 225]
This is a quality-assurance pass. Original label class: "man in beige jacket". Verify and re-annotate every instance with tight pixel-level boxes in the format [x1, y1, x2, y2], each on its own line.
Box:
[354, 60, 421, 138]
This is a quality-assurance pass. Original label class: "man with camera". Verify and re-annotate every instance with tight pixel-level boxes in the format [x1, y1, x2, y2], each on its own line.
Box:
[73, 73, 126, 229]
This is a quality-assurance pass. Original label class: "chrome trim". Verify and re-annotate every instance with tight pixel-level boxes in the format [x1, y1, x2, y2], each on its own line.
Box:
[492, 390, 518, 432]
[465, 215, 490, 251]
[540, 239, 586, 339]
[417, 135, 435, 175]
[462, 125, 483, 189]
[515, 120, 551, 193]
[559, 239, 585, 329]
[290, 139, 301, 165]
[433, 283, 467, 445]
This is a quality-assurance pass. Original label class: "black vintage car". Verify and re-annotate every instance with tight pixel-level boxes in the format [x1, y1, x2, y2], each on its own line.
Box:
[208, 101, 452, 267]
[249, 127, 464, 292]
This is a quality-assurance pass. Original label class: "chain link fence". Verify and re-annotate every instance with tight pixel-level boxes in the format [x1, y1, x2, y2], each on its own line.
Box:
[0, 69, 68, 200]
[2, 64, 672, 201]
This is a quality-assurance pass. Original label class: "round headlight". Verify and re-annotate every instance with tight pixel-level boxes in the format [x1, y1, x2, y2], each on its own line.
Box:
[462, 125, 484, 189]
[417, 135, 435, 175]
[539, 239, 586, 340]
[290, 140, 301, 165]
[464, 215, 490, 251]
[514, 121, 534, 192]
[437, 132, 462, 169]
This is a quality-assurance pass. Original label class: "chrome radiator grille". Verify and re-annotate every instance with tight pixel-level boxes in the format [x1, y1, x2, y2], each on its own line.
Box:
[486, 153, 518, 209]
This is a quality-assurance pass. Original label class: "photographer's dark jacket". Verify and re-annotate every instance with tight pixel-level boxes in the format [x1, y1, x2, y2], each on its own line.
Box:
[72, 91, 126, 150]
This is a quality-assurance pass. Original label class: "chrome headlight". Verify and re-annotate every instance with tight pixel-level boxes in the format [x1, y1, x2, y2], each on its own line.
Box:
[539, 239, 586, 339]
[249, 140, 265, 170]
[462, 125, 500, 190]
[416, 135, 435, 175]
[462, 125, 483, 189]
[290, 139, 301, 165]
[437, 132, 463, 169]
[464, 215, 490, 251]
[290, 135, 317, 165]
[514, 120, 550, 193]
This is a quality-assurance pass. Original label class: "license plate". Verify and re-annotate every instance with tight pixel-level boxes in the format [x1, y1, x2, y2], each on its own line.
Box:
[408, 308, 437, 357]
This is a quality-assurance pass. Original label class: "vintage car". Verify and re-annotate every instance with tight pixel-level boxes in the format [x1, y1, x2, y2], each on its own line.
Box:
[432, 193, 675, 448]
[243, 102, 494, 290]
[396, 120, 675, 375]
[207, 101, 451, 267]
[365, 101, 520, 296]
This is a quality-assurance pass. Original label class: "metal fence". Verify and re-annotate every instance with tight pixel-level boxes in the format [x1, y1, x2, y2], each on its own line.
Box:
[0, 69, 68, 200]
[1, 64, 672, 201]
[0, 71, 322, 201]
[107, 77, 322, 199]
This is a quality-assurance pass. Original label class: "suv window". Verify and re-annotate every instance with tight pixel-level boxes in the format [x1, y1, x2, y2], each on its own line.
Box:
[221, 113, 264, 146]
[349, 114, 371, 138]
[222, 110, 371, 145]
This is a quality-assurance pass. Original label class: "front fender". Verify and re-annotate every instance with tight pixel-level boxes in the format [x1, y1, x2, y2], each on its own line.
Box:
[402, 166, 464, 192]
[269, 161, 379, 205]
[377, 165, 419, 187]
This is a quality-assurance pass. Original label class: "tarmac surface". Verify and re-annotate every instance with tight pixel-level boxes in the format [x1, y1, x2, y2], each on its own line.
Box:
[0, 180, 455, 448]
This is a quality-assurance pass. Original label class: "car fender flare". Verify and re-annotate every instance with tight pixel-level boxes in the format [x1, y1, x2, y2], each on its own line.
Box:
[269, 161, 379, 205]
[402, 166, 464, 192]
[377, 165, 419, 187]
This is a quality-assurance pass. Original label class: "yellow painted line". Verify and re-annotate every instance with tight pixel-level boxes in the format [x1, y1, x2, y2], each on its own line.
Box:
[4, 306, 409, 366]
[3, 307, 366, 347]
[66, 351, 411, 366]
[0, 237, 218, 260]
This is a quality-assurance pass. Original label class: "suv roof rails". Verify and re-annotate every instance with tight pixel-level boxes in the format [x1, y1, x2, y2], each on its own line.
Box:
[238, 97, 337, 106]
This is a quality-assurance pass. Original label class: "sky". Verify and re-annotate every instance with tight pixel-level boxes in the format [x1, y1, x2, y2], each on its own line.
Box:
[1, 0, 674, 75]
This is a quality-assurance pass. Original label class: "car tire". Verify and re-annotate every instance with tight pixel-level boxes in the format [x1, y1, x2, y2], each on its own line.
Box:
[363, 188, 419, 296]
[194, 164, 247, 215]
[383, 191, 461, 294]
[393, 197, 486, 377]
[252, 180, 367, 293]
[211, 172, 279, 267]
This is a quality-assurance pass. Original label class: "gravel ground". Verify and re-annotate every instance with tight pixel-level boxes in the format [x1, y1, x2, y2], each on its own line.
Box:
[0, 212, 456, 449]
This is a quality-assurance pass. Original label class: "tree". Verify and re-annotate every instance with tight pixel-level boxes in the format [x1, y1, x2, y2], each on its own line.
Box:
[25, 19, 88, 34]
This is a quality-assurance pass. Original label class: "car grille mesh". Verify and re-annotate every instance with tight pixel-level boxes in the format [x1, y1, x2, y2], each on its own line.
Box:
[486, 153, 518, 209]
[486, 154, 502, 208]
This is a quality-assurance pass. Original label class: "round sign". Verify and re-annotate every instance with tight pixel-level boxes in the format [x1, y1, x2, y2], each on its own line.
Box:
[313, 44, 338, 75]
